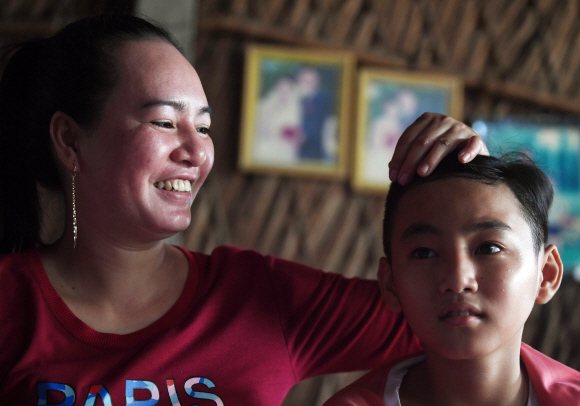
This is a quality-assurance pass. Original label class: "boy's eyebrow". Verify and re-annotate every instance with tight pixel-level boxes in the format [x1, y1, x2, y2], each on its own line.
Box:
[400, 219, 512, 241]
[463, 220, 512, 233]
[401, 223, 442, 240]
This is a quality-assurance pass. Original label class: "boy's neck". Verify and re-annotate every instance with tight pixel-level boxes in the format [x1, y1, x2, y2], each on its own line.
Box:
[400, 341, 529, 406]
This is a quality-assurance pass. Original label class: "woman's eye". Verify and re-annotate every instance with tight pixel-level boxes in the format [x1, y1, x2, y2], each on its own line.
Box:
[412, 247, 436, 259]
[152, 121, 174, 129]
[197, 126, 211, 137]
[476, 243, 501, 255]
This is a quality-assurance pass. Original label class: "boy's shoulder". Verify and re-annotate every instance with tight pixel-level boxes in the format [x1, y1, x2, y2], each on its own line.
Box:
[323, 353, 424, 406]
[522, 342, 580, 404]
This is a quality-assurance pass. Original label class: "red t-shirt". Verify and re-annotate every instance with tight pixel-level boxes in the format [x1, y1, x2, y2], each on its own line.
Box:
[0, 245, 420, 405]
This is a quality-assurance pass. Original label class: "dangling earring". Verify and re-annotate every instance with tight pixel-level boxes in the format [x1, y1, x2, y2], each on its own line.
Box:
[72, 160, 78, 248]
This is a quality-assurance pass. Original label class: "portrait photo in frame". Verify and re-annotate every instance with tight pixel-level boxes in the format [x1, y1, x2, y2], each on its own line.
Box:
[352, 68, 464, 193]
[239, 44, 355, 179]
[472, 117, 580, 276]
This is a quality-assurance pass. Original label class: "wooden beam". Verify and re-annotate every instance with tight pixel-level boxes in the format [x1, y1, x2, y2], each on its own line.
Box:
[199, 16, 580, 115]
[198, 16, 407, 67]
[465, 78, 580, 115]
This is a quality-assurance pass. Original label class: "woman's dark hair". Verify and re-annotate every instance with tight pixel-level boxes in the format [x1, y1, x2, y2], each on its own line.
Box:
[383, 152, 554, 261]
[0, 15, 178, 253]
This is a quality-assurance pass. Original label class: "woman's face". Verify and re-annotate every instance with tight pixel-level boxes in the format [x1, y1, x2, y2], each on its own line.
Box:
[76, 39, 214, 244]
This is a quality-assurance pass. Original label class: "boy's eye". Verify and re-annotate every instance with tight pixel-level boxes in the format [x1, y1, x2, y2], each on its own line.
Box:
[476, 243, 501, 255]
[412, 247, 436, 259]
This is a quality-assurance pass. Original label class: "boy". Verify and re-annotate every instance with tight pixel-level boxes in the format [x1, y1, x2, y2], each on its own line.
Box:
[324, 152, 580, 406]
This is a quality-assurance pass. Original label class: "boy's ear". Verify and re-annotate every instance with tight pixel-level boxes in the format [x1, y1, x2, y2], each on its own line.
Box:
[378, 257, 402, 313]
[49, 111, 83, 171]
[535, 244, 564, 304]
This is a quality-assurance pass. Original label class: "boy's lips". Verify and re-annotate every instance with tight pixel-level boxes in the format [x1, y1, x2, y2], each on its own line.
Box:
[438, 303, 483, 320]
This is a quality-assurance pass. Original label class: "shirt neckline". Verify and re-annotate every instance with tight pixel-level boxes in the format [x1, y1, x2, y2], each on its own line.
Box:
[384, 354, 539, 406]
[29, 246, 199, 349]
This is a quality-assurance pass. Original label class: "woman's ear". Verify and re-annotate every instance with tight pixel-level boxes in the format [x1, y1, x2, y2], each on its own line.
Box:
[378, 257, 402, 313]
[535, 244, 564, 304]
[49, 111, 83, 171]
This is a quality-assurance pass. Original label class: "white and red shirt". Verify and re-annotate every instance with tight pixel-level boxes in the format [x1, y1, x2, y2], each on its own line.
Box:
[324, 344, 580, 406]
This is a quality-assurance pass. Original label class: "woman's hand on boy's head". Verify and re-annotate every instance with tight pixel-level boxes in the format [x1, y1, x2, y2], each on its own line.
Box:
[389, 113, 489, 185]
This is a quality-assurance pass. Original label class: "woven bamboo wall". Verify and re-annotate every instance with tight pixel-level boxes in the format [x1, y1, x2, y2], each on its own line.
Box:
[190, 1, 580, 404]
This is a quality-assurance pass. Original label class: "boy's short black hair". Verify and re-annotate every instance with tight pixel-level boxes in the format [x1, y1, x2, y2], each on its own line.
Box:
[383, 152, 554, 261]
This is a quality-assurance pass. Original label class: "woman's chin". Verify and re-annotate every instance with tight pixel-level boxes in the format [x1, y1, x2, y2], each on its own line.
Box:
[144, 216, 191, 243]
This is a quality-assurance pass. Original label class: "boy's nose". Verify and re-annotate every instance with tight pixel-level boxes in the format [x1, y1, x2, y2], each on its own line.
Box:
[439, 254, 478, 294]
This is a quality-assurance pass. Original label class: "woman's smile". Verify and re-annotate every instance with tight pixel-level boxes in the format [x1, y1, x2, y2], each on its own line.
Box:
[154, 179, 193, 192]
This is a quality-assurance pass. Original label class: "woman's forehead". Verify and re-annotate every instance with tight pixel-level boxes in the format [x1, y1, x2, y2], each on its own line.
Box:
[114, 39, 206, 103]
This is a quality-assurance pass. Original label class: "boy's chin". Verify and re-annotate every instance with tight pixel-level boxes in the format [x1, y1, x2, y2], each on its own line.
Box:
[423, 341, 509, 362]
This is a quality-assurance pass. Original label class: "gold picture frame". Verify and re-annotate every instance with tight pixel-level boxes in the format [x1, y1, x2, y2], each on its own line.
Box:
[352, 68, 464, 193]
[239, 44, 355, 179]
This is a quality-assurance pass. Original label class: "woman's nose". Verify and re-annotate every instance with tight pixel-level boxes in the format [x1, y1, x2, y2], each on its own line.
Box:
[171, 128, 208, 167]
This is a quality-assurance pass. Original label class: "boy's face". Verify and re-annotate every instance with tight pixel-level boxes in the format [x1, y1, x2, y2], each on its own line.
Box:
[380, 178, 552, 360]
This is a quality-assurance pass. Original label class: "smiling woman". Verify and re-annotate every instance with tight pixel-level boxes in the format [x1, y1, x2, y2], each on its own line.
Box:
[67, 39, 214, 242]
[0, 14, 487, 406]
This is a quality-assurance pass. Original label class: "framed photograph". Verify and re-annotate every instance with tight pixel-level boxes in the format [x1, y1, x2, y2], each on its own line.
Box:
[239, 44, 355, 178]
[472, 118, 580, 276]
[352, 68, 464, 193]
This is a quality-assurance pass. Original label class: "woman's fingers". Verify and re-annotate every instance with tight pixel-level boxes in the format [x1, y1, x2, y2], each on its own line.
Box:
[413, 123, 489, 176]
[389, 113, 487, 185]
[389, 113, 459, 184]
[388, 113, 436, 183]
[456, 133, 489, 162]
